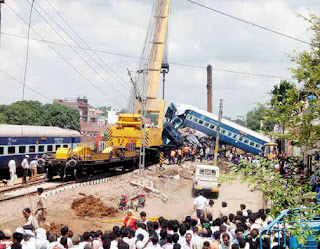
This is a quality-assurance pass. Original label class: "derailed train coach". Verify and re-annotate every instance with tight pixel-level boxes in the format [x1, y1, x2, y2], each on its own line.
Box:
[165, 103, 271, 155]
[0, 124, 80, 175]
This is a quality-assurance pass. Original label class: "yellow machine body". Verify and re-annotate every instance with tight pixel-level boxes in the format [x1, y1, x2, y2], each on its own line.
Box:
[55, 147, 72, 159]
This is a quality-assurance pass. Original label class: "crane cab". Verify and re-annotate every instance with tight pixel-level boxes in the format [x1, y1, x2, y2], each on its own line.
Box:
[263, 143, 278, 160]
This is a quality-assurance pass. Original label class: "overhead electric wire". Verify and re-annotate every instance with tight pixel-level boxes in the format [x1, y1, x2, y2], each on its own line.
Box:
[184, 0, 312, 46]
[23, 0, 129, 102]
[1, 31, 295, 81]
[0, 67, 52, 101]
[5, 2, 124, 109]
[22, 0, 35, 102]
[44, 0, 130, 90]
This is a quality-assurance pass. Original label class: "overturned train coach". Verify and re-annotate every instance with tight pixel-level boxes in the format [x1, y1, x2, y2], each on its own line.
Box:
[165, 103, 271, 155]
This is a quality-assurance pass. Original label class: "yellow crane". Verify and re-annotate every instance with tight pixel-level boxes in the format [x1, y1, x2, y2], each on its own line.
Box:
[108, 0, 170, 152]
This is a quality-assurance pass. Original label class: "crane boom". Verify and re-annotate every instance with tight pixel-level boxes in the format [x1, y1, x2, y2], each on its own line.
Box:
[146, 0, 170, 100]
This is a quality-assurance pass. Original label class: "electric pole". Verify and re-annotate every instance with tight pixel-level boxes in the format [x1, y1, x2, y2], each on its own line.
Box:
[213, 99, 223, 165]
[127, 69, 146, 177]
[0, 0, 5, 45]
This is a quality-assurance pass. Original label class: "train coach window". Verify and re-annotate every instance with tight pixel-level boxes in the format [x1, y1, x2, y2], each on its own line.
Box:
[193, 117, 198, 123]
[63, 145, 69, 148]
[198, 120, 204, 125]
[233, 134, 238, 139]
[221, 130, 226, 134]
[0, 147, 3, 155]
[244, 139, 249, 144]
[228, 132, 232, 137]
[38, 145, 45, 152]
[204, 122, 209, 127]
[55, 145, 61, 151]
[255, 144, 261, 148]
[250, 142, 255, 146]
[29, 146, 36, 153]
[8, 146, 15, 154]
[209, 125, 215, 130]
[239, 137, 243, 142]
[47, 145, 53, 152]
[19, 146, 26, 154]
[186, 115, 192, 120]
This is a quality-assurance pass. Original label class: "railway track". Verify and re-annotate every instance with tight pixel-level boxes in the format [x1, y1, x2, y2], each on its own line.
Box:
[0, 168, 135, 203]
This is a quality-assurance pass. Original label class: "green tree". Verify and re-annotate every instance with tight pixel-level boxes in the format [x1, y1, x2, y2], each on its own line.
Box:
[2, 101, 43, 125]
[42, 103, 80, 131]
[246, 104, 274, 132]
[97, 106, 111, 117]
[290, 14, 320, 97]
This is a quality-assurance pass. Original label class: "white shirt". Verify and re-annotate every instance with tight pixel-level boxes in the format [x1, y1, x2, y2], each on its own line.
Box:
[21, 158, 30, 169]
[194, 195, 208, 210]
[8, 159, 16, 172]
[22, 237, 37, 249]
[242, 210, 248, 217]
[30, 160, 39, 168]
[135, 228, 149, 245]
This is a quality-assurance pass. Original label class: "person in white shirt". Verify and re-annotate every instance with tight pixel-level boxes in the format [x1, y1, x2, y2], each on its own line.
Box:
[30, 157, 38, 178]
[8, 157, 16, 186]
[219, 233, 231, 249]
[21, 155, 30, 184]
[193, 192, 208, 218]
[240, 204, 248, 217]
[184, 233, 192, 249]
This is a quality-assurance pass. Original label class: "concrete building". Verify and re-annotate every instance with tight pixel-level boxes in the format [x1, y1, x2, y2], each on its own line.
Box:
[54, 97, 89, 122]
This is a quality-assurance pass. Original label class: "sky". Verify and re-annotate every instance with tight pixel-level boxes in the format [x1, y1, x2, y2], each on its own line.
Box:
[0, 0, 319, 119]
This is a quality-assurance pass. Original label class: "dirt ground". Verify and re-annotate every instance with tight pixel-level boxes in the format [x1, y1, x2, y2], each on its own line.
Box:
[0, 161, 262, 235]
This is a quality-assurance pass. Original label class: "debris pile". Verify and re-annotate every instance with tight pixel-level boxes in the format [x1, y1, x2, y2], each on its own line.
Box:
[71, 195, 119, 218]
[48, 223, 66, 235]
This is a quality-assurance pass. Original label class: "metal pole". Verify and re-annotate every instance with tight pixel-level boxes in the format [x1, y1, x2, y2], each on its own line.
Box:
[162, 71, 165, 100]
[139, 97, 147, 177]
[213, 99, 223, 165]
[207, 65, 212, 113]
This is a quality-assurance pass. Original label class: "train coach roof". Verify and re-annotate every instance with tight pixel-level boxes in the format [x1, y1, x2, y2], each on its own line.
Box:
[0, 124, 81, 137]
[174, 103, 271, 143]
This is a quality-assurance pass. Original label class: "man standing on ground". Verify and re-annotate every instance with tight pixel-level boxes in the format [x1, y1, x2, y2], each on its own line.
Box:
[8, 157, 16, 186]
[35, 188, 49, 227]
[21, 155, 30, 184]
[193, 191, 208, 218]
[30, 156, 38, 178]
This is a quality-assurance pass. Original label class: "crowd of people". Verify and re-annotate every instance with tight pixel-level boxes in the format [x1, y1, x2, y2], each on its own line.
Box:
[0, 189, 281, 249]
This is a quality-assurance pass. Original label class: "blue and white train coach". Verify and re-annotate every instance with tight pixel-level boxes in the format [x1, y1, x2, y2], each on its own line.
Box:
[167, 103, 271, 155]
[0, 124, 81, 173]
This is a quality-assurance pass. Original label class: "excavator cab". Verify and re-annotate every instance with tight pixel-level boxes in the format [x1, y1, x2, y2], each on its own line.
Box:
[263, 143, 278, 160]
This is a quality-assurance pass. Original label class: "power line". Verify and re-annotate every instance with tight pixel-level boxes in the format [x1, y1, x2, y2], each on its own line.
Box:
[184, 0, 312, 46]
[0, 67, 52, 101]
[24, 0, 129, 102]
[44, 0, 130, 90]
[22, 0, 34, 101]
[171, 62, 296, 80]
[1, 31, 295, 81]
[5, 2, 125, 109]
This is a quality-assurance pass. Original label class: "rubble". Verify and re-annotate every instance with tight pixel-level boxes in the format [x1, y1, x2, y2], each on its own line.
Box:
[71, 195, 119, 218]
